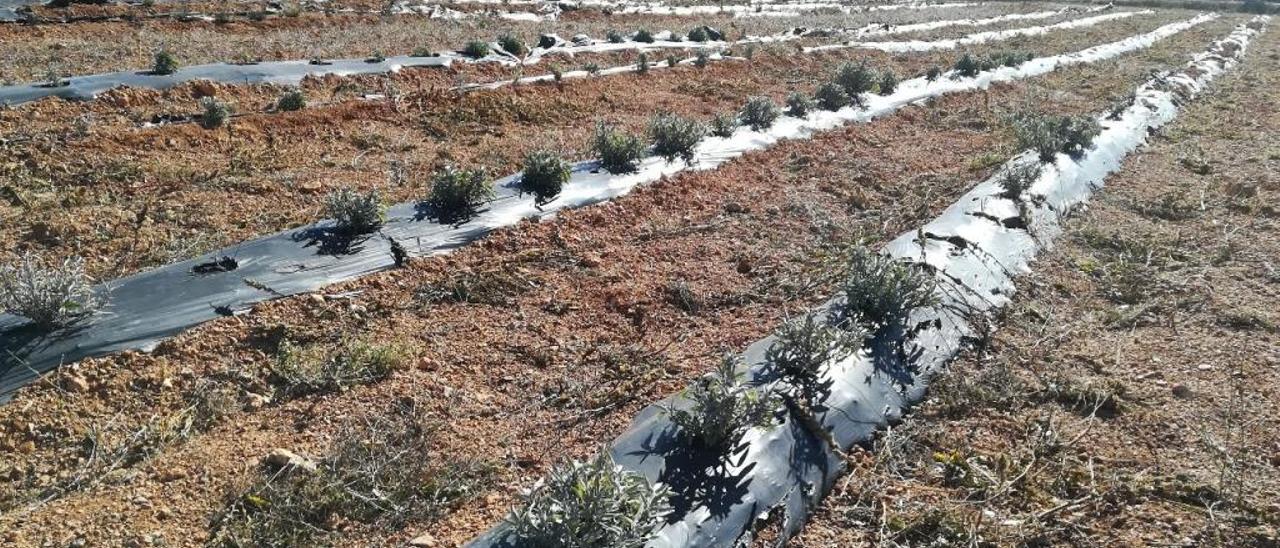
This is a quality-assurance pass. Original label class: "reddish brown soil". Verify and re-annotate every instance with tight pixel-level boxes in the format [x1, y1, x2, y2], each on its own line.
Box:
[791, 21, 1280, 548]
[0, 12, 1194, 283]
[0, 12, 1247, 547]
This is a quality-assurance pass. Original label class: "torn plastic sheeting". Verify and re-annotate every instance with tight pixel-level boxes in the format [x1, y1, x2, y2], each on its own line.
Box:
[466, 16, 1265, 548]
[808, 9, 1149, 53]
[0, 14, 1214, 401]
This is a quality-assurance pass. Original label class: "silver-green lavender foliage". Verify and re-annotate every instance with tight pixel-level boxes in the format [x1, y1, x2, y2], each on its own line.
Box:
[593, 122, 648, 174]
[324, 188, 385, 234]
[814, 82, 850, 111]
[200, 97, 231, 129]
[785, 91, 816, 117]
[276, 89, 306, 112]
[519, 150, 572, 206]
[425, 165, 494, 222]
[710, 112, 737, 137]
[648, 112, 707, 164]
[834, 62, 876, 98]
[997, 160, 1041, 200]
[764, 315, 862, 402]
[840, 248, 938, 330]
[0, 256, 100, 329]
[739, 96, 780, 131]
[152, 49, 179, 75]
[693, 50, 710, 68]
[878, 69, 898, 95]
[665, 356, 780, 450]
[1010, 112, 1103, 162]
[507, 452, 672, 548]
[635, 52, 650, 74]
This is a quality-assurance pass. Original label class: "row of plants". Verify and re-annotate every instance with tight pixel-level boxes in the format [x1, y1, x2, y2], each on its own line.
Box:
[3, 44, 1103, 336]
[498, 247, 940, 546]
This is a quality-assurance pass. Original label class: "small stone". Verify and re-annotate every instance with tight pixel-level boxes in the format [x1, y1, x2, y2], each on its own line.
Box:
[243, 392, 271, 410]
[1172, 384, 1193, 399]
[64, 375, 91, 393]
[17, 440, 35, 454]
[579, 253, 602, 268]
[408, 532, 438, 547]
[264, 448, 317, 473]
[1196, 363, 1213, 371]
[724, 201, 747, 214]
[309, 293, 326, 304]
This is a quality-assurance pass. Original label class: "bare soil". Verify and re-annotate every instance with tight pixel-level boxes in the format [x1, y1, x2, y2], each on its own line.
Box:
[0, 11, 1194, 283]
[791, 21, 1280, 548]
[0, 10, 1250, 547]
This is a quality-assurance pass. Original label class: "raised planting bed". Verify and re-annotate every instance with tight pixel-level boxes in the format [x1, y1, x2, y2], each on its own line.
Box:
[468, 16, 1269, 547]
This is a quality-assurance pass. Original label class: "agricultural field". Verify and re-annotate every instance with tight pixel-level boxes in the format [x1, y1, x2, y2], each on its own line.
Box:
[0, 0, 1275, 547]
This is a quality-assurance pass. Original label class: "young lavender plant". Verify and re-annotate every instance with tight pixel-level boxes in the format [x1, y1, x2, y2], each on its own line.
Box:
[324, 188, 385, 234]
[839, 248, 938, 331]
[648, 112, 706, 164]
[519, 150, 572, 206]
[0, 256, 101, 330]
[664, 355, 780, 450]
[739, 96, 780, 131]
[506, 452, 671, 547]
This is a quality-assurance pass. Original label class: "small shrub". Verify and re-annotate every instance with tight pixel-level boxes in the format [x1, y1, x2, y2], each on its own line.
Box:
[693, 50, 711, 68]
[664, 356, 780, 450]
[506, 452, 671, 547]
[498, 34, 527, 56]
[878, 70, 898, 95]
[814, 82, 850, 111]
[785, 91, 816, 117]
[739, 96, 780, 131]
[1011, 112, 1103, 162]
[997, 161, 1040, 200]
[954, 53, 981, 78]
[666, 54, 679, 68]
[687, 26, 710, 42]
[210, 403, 491, 546]
[0, 256, 100, 329]
[463, 40, 491, 59]
[764, 315, 861, 403]
[710, 112, 737, 137]
[367, 50, 386, 63]
[424, 166, 494, 222]
[834, 62, 875, 99]
[634, 28, 655, 43]
[925, 66, 942, 82]
[199, 97, 231, 129]
[839, 248, 937, 330]
[324, 188, 385, 234]
[519, 150, 572, 206]
[635, 52, 650, 74]
[991, 51, 1033, 68]
[584, 63, 601, 76]
[593, 122, 647, 174]
[648, 112, 706, 164]
[606, 29, 626, 43]
[152, 49, 179, 75]
[271, 339, 407, 397]
[276, 89, 306, 111]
